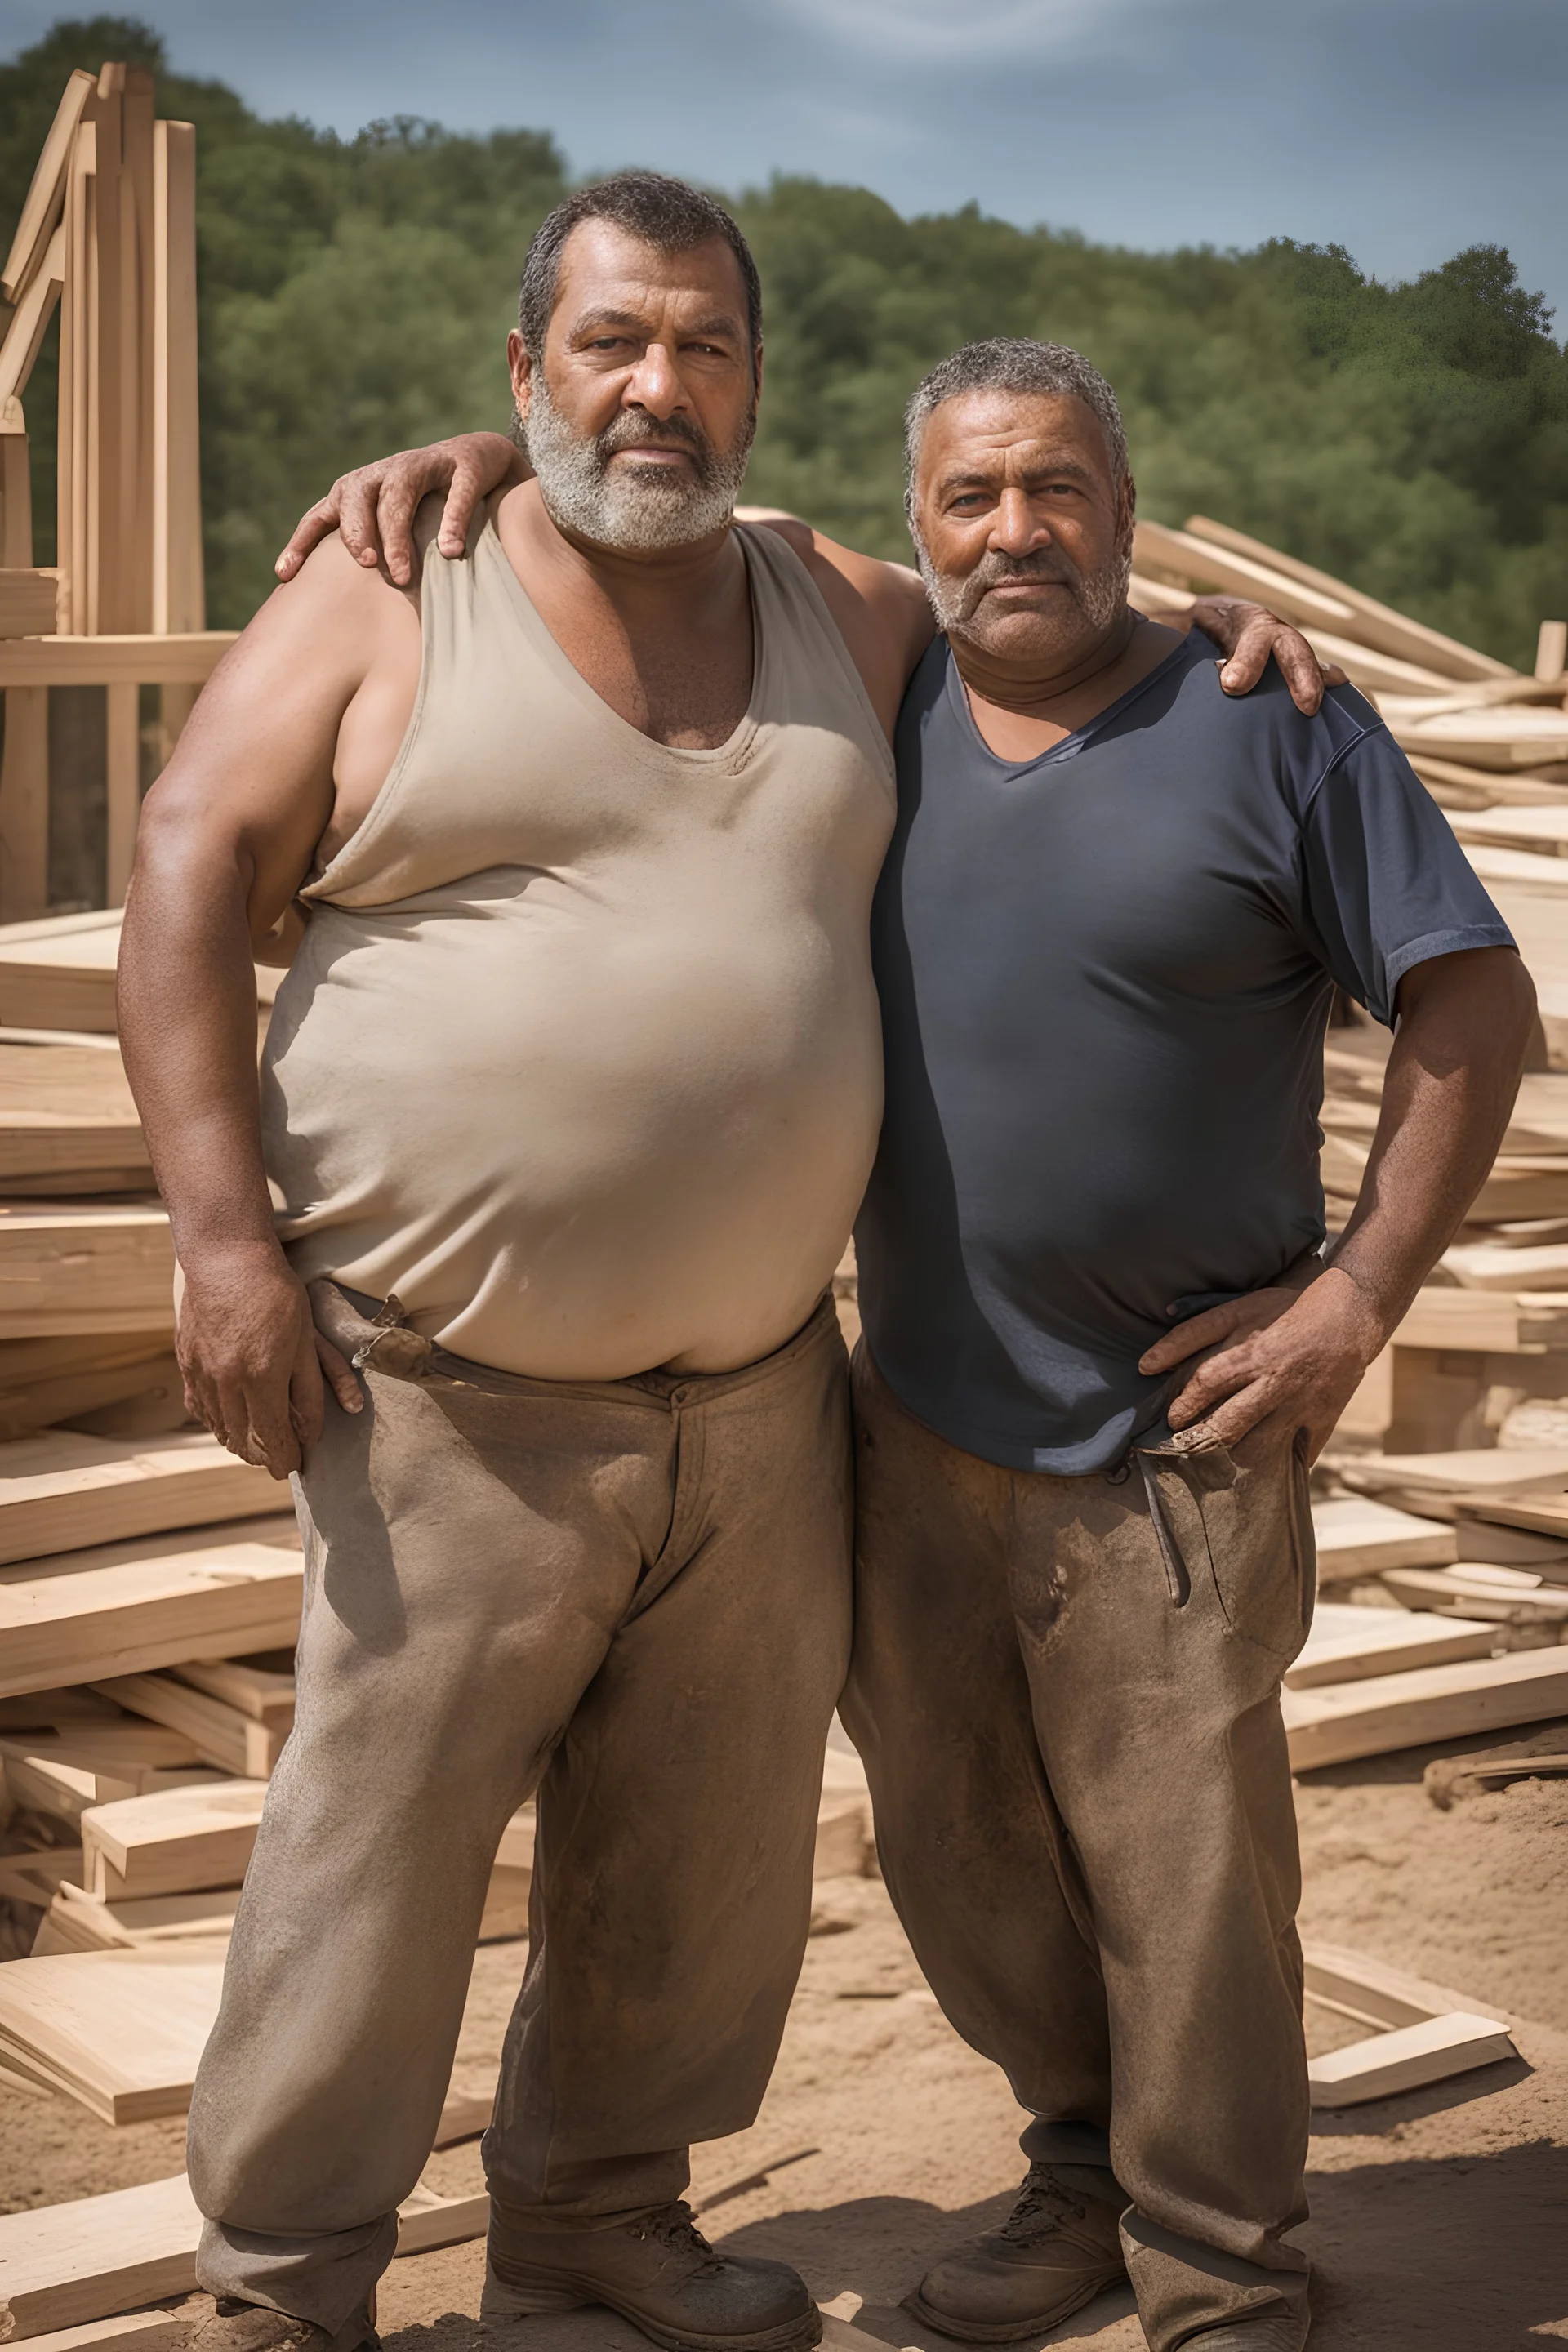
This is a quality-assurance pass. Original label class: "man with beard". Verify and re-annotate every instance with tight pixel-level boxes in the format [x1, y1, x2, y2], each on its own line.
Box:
[127, 171, 1325, 2352]
[303, 337, 1530, 2352]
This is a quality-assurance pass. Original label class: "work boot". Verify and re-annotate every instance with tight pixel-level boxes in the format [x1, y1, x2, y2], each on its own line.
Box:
[482, 2201, 821, 2352]
[906, 2163, 1127, 2341]
[184, 2301, 379, 2352]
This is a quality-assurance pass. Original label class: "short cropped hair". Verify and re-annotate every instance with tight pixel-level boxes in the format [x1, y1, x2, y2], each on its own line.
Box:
[904, 339, 1129, 520]
[518, 172, 764, 362]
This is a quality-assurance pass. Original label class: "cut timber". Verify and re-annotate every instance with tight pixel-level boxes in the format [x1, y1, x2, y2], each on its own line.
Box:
[0, 1847, 82, 1907]
[91, 1670, 290, 1777]
[1283, 1642, 1568, 1770]
[0, 2166, 484, 2341]
[171, 1653, 294, 1727]
[1333, 1448, 1568, 1521]
[1445, 1236, 1568, 1290]
[2, 1721, 210, 1824]
[0, 70, 95, 306]
[1180, 515, 1516, 682]
[0, 1339, 178, 1445]
[817, 1744, 874, 1878]
[0, 1516, 301, 1700]
[0, 1430, 279, 1567]
[1394, 1287, 1568, 1352]
[0, 1202, 172, 1336]
[0, 909, 274, 1034]
[0, 1031, 149, 1193]
[1302, 1939, 1477, 2030]
[10, 2314, 192, 2352]
[0, 1944, 227, 2121]
[1427, 1747, 1568, 1806]
[1453, 1491, 1568, 1543]
[1308, 2012, 1517, 2109]
[1285, 1604, 1498, 1688]
[80, 1776, 265, 1900]
[1310, 1496, 1455, 1583]
[0, 570, 60, 636]
[1379, 1565, 1568, 1624]
[0, 2171, 202, 2340]
[1449, 1507, 1568, 1567]
[393, 2185, 490, 2257]
[1448, 803, 1568, 859]
[32, 1880, 241, 1955]
[0, 632, 235, 689]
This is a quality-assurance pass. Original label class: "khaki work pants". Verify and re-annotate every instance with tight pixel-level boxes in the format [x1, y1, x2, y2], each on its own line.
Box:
[841, 1348, 1315, 2352]
[188, 1295, 852, 2342]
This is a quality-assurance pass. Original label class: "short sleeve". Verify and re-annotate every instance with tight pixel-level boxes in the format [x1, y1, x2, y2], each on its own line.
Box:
[1294, 717, 1517, 1027]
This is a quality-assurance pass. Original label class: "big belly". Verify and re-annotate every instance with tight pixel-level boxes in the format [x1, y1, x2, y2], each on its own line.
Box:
[261, 888, 883, 1378]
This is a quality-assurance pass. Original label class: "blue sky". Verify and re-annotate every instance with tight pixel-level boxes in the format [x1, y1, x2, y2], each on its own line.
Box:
[12, 0, 1567, 325]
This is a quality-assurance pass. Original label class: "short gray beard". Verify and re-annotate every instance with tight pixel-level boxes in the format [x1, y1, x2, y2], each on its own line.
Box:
[523, 372, 755, 552]
[915, 528, 1132, 650]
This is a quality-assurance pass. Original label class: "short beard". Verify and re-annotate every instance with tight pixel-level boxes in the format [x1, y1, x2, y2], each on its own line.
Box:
[523, 372, 755, 553]
[915, 528, 1132, 652]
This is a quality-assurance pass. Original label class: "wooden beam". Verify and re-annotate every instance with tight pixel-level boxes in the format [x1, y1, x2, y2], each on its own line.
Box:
[1283, 1642, 1568, 1770]
[0, 571, 63, 637]
[0, 1203, 173, 1334]
[0, 1519, 301, 1699]
[0, 1944, 227, 2122]
[1182, 514, 1517, 684]
[1311, 1495, 1455, 1583]
[1334, 1446, 1568, 1519]
[1537, 620, 1567, 685]
[0, 686, 50, 923]
[81, 1776, 265, 1900]
[1285, 1604, 1497, 1689]
[104, 679, 140, 904]
[0, 2171, 203, 2340]
[0, 631, 235, 688]
[151, 123, 203, 638]
[1307, 2011, 1517, 2109]
[0, 226, 67, 409]
[91, 1669, 289, 1777]
[0, 70, 96, 305]
[33, 1881, 242, 1955]
[170, 1654, 295, 1729]
[0, 1428, 283, 1568]
[7, 2310, 192, 2352]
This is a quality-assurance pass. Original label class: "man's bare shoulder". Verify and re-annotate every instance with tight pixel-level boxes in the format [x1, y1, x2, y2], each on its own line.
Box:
[735, 508, 934, 735]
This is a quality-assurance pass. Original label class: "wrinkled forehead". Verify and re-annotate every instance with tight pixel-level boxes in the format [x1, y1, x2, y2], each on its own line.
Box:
[550, 219, 752, 341]
[915, 387, 1118, 497]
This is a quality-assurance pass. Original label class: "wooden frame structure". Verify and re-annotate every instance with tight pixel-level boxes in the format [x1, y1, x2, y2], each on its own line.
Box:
[0, 62, 236, 921]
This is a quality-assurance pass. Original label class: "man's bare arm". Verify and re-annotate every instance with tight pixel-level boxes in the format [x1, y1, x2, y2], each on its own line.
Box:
[274, 435, 1336, 717]
[1138, 946, 1537, 1459]
[118, 537, 409, 1476]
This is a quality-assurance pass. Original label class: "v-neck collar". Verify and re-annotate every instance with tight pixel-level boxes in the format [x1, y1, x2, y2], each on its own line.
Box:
[942, 629, 1200, 780]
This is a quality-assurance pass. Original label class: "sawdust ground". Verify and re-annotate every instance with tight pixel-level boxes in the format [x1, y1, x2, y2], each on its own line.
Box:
[2, 1717, 1566, 2351]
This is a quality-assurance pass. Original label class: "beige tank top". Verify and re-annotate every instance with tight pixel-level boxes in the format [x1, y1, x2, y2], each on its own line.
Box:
[261, 504, 896, 1379]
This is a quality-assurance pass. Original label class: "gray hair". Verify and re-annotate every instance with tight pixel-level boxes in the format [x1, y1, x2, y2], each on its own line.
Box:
[903, 339, 1129, 524]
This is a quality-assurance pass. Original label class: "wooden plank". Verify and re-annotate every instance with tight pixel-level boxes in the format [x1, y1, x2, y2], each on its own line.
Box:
[1538, 621, 1568, 685]
[1307, 2011, 1517, 2109]
[1, 70, 96, 305]
[1389, 700, 1568, 773]
[151, 123, 203, 639]
[0, 2171, 203, 2340]
[0, 633, 235, 690]
[0, 1517, 301, 1699]
[1302, 1939, 1475, 2029]
[1311, 1496, 1455, 1583]
[1285, 1604, 1498, 1689]
[0, 686, 51, 924]
[1449, 1505, 1568, 1566]
[0, 1339, 176, 1444]
[392, 2186, 490, 2257]
[104, 680, 141, 906]
[0, 1848, 83, 1907]
[1448, 803, 1568, 858]
[0, 229, 67, 410]
[1182, 514, 1517, 682]
[91, 1670, 288, 1778]
[80, 1776, 266, 1900]
[1454, 1491, 1568, 1541]
[0, 1428, 278, 1566]
[1283, 1642, 1568, 1770]
[170, 1655, 294, 1728]
[0, 1944, 228, 2122]
[0, 571, 62, 637]
[1134, 517, 1361, 635]
[10, 2312, 192, 2352]
[1380, 1566, 1568, 1623]
[32, 1881, 241, 1956]
[1334, 1448, 1568, 1519]
[56, 115, 93, 637]
[1445, 1236, 1568, 1290]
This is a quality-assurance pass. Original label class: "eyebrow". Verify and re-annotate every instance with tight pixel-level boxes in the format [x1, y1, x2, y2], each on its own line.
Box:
[569, 305, 743, 342]
[936, 455, 1100, 497]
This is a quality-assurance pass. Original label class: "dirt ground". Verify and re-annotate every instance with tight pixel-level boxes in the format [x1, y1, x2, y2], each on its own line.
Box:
[2, 1716, 1566, 2352]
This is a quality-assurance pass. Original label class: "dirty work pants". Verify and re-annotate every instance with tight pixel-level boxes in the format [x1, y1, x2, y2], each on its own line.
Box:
[188, 1294, 851, 2341]
[841, 1348, 1314, 2352]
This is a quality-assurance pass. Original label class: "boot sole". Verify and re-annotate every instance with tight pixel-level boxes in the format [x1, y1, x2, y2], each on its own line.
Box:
[903, 2269, 1127, 2345]
[483, 2270, 822, 2352]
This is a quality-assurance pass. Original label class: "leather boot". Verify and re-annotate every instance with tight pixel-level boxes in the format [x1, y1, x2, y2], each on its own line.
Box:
[185, 2301, 378, 2352]
[482, 2201, 821, 2352]
[906, 2163, 1127, 2341]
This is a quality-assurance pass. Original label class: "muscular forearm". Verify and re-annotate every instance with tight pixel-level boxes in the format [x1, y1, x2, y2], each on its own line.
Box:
[118, 845, 280, 1272]
[1329, 947, 1535, 1343]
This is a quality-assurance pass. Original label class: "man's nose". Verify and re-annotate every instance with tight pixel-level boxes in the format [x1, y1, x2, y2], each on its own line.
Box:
[624, 340, 683, 418]
[991, 488, 1048, 555]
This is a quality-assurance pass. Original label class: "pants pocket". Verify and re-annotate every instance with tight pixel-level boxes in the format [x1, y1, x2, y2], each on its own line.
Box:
[1190, 1427, 1315, 1664]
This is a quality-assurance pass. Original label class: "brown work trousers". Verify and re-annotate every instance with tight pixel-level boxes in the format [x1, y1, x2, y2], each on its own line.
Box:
[841, 1348, 1314, 2352]
[188, 1294, 851, 2342]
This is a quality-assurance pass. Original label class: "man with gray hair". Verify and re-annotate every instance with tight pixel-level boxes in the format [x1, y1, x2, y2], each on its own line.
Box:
[840, 337, 1529, 2351]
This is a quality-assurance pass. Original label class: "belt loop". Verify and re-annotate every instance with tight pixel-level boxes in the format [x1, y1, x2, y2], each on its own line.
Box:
[1134, 1451, 1191, 1608]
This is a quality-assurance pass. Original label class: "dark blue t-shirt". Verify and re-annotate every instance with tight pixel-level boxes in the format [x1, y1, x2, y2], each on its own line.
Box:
[854, 630, 1515, 1476]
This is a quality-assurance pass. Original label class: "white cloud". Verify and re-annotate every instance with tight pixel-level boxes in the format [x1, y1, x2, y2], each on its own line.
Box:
[764, 0, 1152, 64]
